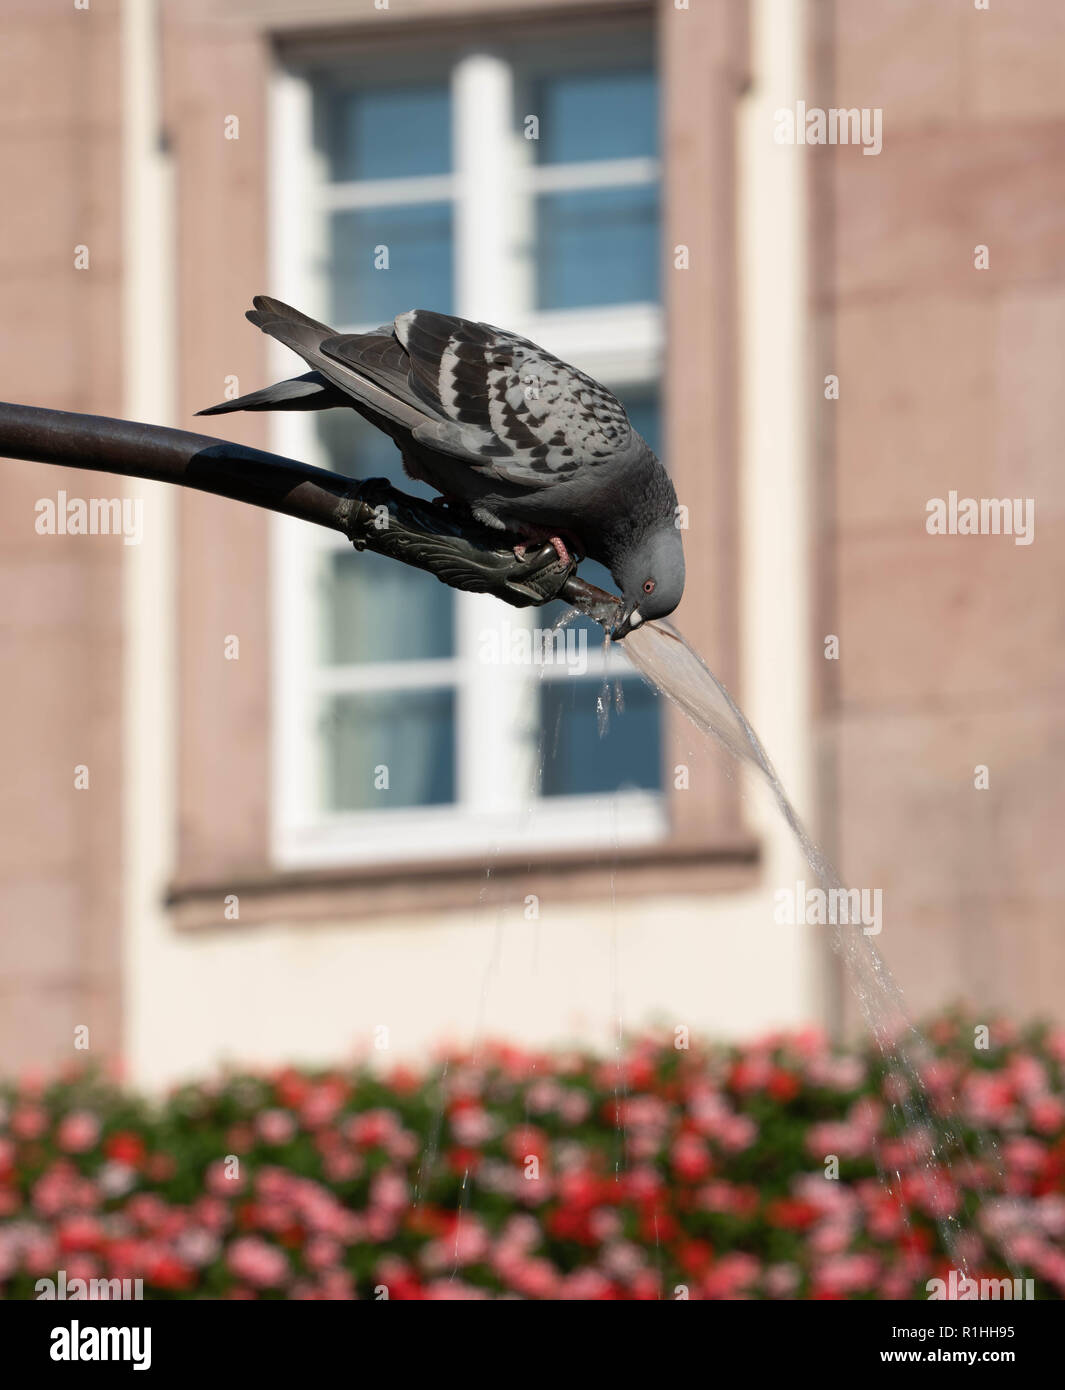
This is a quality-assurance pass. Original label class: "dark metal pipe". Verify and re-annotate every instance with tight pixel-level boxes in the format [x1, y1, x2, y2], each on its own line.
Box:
[0, 400, 623, 623]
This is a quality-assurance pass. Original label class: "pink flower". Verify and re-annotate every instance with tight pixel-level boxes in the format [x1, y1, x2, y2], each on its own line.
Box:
[304, 1236, 343, 1272]
[318, 1269, 355, 1300]
[1035, 1195, 1065, 1238]
[322, 1150, 361, 1183]
[192, 1196, 231, 1232]
[423, 1279, 489, 1300]
[558, 1090, 591, 1125]
[499, 1214, 542, 1250]
[560, 1267, 614, 1300]
[506, 1255, 559, 1299]
[421, 1217, 490, 1273]
[175, 1229, 220, 1267]
[810, 1223, 854, 1255]
[764, 1263, 800, 1297]
[1004, 1136, 1047, 1174]
[815, 1253, 879, 1295]
[450, 1106, 497, 1146]
[717, 1114, 757, 1153]
[671, 1134, 712, 1180]
[346, 1110, 401, 1148]
[364, 1208, 398, 1242]
[600, 1241, 645, 1280]
[206, 1159, 245, 1195]
[702, 1253, 760, 1299]
[300, 1082, 345, 1129]
[1008, 1054, 1048, 1099]
[226, 1236, 290, 1288]
[57, 1111, 101, 1154]
[369, 1170, 408, 1213]
[806, 1121, 869, 1160]
[525, 1080, 563, 1115]
[1029, 1096, 1065, 1134]
[11, 1106, 47, 1141]
[256, 1110, 296, 1145]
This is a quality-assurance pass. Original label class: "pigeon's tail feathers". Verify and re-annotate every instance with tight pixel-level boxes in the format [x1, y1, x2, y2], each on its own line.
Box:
[247, 296, 337, 337]
[196, 371, 346, 416]
[246, 301, 427, 435]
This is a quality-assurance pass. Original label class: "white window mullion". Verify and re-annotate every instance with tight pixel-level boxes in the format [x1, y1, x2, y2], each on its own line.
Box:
[320, 175, 456, 211]
[271, 66, 323, 855]
[452, 52, 535, 817]
[523, 157, 659, 195]
[454, 50, 515, 320]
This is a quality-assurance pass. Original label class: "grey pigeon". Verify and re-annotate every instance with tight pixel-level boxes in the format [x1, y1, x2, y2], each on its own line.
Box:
[199, 297, 684, 636]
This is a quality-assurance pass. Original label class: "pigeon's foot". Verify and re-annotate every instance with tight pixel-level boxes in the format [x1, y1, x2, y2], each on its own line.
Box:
[513, 536, 572, 570]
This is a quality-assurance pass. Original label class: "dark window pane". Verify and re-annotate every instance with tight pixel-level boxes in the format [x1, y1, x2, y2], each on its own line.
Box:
[315, 82, 452, 182]
[535, 185, 659, 310]
[328, 204, 453, 325]
[315, 412, 454, 664]
[319, 550, 455, 665]
[532, 69, 657, 165]
[321, 690, 455, 810]
[539, 677, 661, 796]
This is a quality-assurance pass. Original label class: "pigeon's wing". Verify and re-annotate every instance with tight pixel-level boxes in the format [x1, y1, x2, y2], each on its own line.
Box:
[321, 310, 636, 490]
[244, 297, 428, 436]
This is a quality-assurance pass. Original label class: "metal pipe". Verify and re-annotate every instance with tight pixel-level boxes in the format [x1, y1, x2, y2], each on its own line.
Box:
[0, 400, 623, 622]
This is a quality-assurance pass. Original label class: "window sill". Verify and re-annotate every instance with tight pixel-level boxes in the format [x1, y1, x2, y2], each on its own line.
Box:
[167, 832, 761, 931]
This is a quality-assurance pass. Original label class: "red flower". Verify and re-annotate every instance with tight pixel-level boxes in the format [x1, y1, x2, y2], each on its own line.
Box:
[446, 1146, 482, 1176]
[104, 1131, 146, 1167]
[547, 1205, 595, 1244]
[639, 1207, 678, 1243]
[274, 1069, 311, 1109]
[677, 1239, 714, 1275]
[57, 1215, 105, 1253]
[768, 1070, 801, 1102]
[766, 1198, 819, 1231]
[146, 1254, 195, 1291]
[671, 1134, 712, 1182]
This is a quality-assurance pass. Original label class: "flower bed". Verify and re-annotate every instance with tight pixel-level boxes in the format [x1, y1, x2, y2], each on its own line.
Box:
[1, 1013, 1063, 1299]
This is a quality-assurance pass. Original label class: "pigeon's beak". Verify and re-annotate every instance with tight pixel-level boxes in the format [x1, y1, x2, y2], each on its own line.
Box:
[611, 602, 644, 641]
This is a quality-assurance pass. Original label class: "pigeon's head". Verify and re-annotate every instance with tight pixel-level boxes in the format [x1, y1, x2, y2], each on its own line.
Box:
[610, 522, 685, 640]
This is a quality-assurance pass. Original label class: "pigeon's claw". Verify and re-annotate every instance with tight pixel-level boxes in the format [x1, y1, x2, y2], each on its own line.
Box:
[513, 535, 571, 570]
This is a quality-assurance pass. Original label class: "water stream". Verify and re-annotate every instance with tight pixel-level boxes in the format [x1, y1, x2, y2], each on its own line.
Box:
[618, 616, 1006, 1272]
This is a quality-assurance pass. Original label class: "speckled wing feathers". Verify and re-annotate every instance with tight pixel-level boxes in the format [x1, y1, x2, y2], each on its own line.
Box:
[383, 310, 637, 490]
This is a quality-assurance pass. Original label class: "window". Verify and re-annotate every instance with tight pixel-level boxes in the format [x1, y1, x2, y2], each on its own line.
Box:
[270, 32, 667, 868]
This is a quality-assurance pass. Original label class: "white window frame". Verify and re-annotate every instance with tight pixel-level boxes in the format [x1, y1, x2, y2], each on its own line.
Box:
[269, 36, 668, 870]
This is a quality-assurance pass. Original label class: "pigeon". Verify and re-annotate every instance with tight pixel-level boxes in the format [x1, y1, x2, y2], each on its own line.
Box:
[198, 297, 684, 637]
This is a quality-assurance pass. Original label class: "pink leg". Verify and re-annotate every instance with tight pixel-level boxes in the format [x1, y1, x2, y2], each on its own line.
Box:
[513, 536, 572, 567]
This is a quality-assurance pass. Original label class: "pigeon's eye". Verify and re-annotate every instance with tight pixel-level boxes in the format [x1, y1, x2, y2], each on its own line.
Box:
[643, 579, 656, 595]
